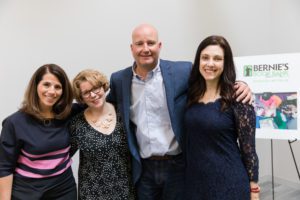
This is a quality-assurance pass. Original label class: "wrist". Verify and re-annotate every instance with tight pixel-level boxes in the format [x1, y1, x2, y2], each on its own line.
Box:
[250, 185, 260, 193]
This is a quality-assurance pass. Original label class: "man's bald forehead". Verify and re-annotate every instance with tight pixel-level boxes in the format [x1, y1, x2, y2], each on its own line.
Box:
[132, 24, 159, 40]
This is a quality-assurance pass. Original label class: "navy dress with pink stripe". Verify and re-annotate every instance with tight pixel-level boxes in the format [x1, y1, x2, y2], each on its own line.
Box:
[0, 111, 76, 199]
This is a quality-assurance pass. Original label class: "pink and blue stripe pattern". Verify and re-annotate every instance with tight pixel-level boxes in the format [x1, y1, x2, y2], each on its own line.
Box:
[15, 146, 72, 178]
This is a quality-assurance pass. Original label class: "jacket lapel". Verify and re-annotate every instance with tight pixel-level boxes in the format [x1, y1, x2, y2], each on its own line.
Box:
[160, 60, 175, 122]
[121, 68, 133, 129]
[120, 68, 142, 160]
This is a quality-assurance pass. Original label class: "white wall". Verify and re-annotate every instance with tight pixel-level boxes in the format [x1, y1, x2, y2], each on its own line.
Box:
[1, 0, 300, 185]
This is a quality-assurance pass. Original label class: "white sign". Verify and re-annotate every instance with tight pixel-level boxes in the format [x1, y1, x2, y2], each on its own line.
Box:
[235, 53, 300, 140]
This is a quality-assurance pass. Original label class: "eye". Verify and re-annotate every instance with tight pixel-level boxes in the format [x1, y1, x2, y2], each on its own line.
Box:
[82, 90, 89, 95]
[135, 42, 143, 46]
[92, 88, 100, 93]
[214, 56, 223, 61]
[42, 82, 51, 87]
[54, 84, 62, 90]
[201, 55, 209, 61]
[147, 41, 156, 46]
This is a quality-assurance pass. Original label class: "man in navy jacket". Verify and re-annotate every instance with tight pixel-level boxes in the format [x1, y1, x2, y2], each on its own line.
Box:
[107, 24, 251, 200]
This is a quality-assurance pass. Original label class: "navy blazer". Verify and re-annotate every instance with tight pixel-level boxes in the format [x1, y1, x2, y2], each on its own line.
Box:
[107, 59, 192, 184]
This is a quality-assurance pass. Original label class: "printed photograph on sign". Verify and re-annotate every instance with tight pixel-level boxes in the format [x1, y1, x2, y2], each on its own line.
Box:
[253, 92, 297, 130]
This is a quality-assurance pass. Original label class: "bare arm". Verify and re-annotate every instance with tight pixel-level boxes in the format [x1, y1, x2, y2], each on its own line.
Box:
[234, 81, 253, 104]
[0, 174, 13, 200]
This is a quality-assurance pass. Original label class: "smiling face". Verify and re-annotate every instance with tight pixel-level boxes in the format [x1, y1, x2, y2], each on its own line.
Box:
[199, 45, 224, 84]
[37, 73, 63, 113]
[80, 81, 106, 109]
[131, 24, 162, 71]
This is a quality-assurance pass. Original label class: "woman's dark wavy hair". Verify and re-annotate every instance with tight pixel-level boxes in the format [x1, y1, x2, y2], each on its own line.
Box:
[187, 35, 236, 111]
[20, 64, 73, 120]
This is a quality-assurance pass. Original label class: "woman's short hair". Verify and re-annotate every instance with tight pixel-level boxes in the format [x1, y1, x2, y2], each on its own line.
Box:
[20, 64, 73, 120]
[72, 69, 109, 103]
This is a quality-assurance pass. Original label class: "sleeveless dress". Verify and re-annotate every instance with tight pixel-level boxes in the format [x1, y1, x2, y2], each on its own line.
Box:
[184, 100, 259, 200]
[69, 110, 135, 200]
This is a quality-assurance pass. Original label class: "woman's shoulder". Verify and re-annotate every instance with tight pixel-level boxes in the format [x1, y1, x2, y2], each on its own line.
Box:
[111, 103, 122, 117]
[2, 111, 28, 124]
[110, 103, 124, 125]
[232, 101, 254, 110]
[1, 111, 36, 133]
[232, 102, 256, 117]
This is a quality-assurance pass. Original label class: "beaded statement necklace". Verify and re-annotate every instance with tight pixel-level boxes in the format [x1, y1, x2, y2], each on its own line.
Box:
[91, 112, 113, 129]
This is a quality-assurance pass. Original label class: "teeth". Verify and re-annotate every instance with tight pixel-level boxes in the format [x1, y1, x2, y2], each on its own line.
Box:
[205, 69, 214, 72]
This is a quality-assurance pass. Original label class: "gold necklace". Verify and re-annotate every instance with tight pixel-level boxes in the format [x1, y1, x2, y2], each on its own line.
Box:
[91, 112, 113, 129]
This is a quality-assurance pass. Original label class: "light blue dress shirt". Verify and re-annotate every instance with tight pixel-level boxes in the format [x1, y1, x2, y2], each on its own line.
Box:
[130, 61, 181, 159]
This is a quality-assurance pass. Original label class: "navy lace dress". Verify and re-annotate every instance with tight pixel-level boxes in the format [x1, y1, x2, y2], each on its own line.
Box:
[184, 100, 259, 200]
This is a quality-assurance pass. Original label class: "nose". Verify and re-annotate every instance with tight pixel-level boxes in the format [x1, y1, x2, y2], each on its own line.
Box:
[207, 58, 215, 66]
[142, 44, 150, 52]
[48, 86, 56, 93]
[47, 86, 60, 95]
[90, 91, 97, 98]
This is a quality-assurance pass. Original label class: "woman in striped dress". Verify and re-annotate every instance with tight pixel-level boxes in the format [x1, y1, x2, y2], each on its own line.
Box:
[0, 64, 77, 199]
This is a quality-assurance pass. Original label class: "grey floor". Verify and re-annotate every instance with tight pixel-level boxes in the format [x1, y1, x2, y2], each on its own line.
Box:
[260, 177, 300, 200]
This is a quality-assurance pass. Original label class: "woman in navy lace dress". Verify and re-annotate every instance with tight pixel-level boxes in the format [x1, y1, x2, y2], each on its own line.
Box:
[184, 36, 259, 200]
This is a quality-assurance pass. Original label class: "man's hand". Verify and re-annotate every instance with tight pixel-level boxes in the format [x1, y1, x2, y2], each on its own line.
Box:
[234, 81, 253, 104]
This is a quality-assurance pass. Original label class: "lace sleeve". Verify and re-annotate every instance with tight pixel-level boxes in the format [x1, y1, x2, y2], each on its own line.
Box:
[233, 102, 259, 182]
